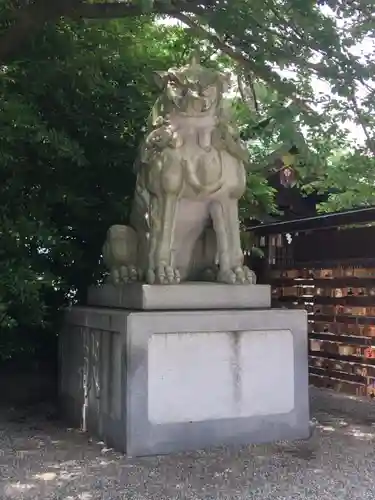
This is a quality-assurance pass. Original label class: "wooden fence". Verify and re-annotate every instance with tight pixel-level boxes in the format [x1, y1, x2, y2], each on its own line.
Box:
[249, 206, 375, 398]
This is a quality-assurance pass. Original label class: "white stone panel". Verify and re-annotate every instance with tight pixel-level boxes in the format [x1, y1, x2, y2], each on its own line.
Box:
[238, 329, 294, 417]
[147, 329, 294, 424]
[148, 331, 233, 424]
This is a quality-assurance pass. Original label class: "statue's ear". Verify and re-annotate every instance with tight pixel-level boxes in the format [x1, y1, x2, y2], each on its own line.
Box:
[153, 71, 169, 89]
[220, 72, 231, 93]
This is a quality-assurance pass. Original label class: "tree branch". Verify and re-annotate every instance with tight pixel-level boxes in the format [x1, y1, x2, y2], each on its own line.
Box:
[78, 2, 146, 18]
[79, 0, 211, 19]
[173, 11, 317, 117]
[349, 88, 375, 156]
[0, 0, 82, 63]
[0, 0, 213, 64]
[237, 70, 259, 115]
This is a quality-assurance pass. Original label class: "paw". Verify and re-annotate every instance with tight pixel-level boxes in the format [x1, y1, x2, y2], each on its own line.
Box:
[217, 269, 236, 284]
[109, 265, 140, 285]
[108, 269, 120, 285]
[149, 264, 181, 284]
[243, 266, 257, 284]
[233, 266, 257, 284]
[119, 265, 138, 283]
[217, 266, 256, 284]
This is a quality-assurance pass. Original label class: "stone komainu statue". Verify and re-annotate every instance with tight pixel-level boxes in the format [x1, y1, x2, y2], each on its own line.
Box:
[102, 54, 256, 285]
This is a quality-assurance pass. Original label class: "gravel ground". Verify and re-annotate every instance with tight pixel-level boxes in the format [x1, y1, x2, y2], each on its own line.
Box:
[1, 391, 375, 500]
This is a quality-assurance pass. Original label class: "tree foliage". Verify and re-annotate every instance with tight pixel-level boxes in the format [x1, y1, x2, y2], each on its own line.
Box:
[0, 16, 195, 359]
[2, 0, 375, 208]
[171, 0, 375, 211]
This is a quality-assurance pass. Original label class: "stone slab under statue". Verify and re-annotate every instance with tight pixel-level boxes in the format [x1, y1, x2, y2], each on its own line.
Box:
[59, 53, 310, 456]
[87, 283, 271, 310]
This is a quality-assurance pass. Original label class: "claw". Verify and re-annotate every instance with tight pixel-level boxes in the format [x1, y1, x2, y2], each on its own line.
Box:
[234, 266, 246, 284]
[129, 266, 138, 282]
[166, 266, 175, 283]
[156, 264, 166, 284]
[175, 269, 181, 284]
[120, 266, 129, 283]
[243, 266, 256, 284]
[217, 266, 256, 284]
[109, 265, 143, 285]
[111, 269, 120, 285]
[151, 264, 181, 284]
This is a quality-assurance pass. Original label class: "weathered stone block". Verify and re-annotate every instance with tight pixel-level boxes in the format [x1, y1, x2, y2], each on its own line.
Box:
[59, 307, 309, 456]
[87, 283, 271, 310]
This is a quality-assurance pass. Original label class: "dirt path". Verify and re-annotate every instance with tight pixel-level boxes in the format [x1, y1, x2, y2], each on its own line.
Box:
[1, 397, 374, 499]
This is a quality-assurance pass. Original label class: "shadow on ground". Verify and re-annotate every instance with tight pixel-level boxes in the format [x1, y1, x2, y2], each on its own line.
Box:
[1, 391, 375, 500]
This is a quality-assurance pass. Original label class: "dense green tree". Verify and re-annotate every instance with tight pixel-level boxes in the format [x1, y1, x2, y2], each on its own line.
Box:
[0, 17, 195, 359]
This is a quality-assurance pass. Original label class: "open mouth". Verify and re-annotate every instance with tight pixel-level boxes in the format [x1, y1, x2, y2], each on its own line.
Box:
[181, 97, 213, 114]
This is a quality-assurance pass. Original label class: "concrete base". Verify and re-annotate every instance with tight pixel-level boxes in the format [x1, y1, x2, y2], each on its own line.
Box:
[87, 283, 271, 310]
[59, 307, 309, 456]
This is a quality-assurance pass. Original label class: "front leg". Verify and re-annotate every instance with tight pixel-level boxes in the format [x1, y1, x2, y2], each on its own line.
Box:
[146, 195, 160, 285]
[102, 225, 140, 285]
[209, 200, 236, 284]
[227, 199, 256, 284]
[209, 199, 256, 285]
[148, 194, 181, 284]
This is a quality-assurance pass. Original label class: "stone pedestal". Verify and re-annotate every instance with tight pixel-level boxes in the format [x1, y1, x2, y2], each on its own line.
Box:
[59, 284, 309, 456]
[87, 283, 271, 310]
